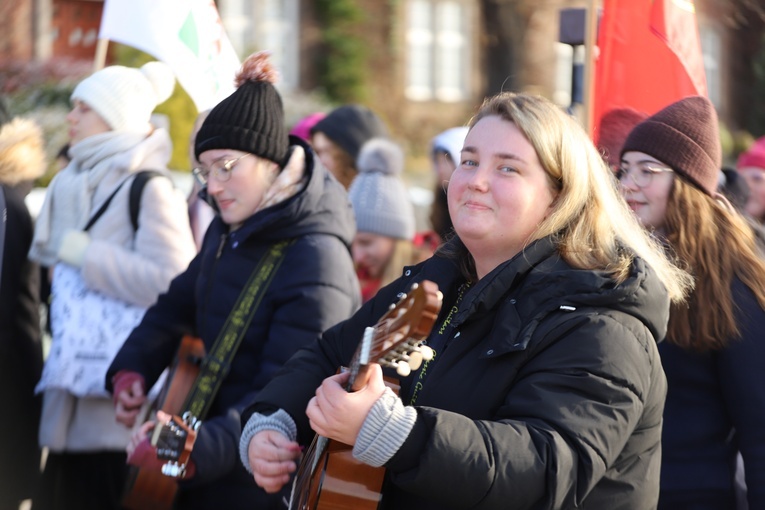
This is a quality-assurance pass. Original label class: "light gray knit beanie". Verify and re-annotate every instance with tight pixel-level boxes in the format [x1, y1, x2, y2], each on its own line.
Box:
[349, 138, 416, 240]
[71, 61, 175, 133]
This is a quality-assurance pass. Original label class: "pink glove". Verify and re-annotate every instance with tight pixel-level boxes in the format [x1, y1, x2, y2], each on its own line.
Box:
[112, 370, 145, 406]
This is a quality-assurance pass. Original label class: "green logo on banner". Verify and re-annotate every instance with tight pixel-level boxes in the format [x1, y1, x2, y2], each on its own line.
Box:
[178, 11, 199, 56]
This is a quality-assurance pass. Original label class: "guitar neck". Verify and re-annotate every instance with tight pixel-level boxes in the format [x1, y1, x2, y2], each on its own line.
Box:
[346, 364, 372, 393]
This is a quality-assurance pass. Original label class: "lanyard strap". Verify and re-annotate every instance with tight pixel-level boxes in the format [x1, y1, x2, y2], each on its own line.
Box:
[408, 281, 470, 405]
[183, 238, 294, 420]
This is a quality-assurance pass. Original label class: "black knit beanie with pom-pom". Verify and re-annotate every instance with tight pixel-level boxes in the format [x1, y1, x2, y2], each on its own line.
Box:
[195, 51, 289, 166]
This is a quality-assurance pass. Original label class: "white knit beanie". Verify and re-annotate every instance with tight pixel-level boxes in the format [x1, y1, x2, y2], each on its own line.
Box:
[349, 138, 416, 240]
[71, 61, 175, 133]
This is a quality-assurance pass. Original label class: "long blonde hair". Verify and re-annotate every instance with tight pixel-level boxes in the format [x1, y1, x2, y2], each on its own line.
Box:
[380, 239, 415, 288]
[664, 178, 765, 350]
[451, 92, 692, 302]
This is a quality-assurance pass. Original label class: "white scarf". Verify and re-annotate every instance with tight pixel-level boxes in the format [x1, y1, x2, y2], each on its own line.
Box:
[29, 129, 170, 266]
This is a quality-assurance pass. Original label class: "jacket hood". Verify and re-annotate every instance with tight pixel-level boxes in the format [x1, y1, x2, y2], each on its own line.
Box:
[450, 236, 670, 344]
[0, 117, 47, 186]
[210, 135, 356, 249]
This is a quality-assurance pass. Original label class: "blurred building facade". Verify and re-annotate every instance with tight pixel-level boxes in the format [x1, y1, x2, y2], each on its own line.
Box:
[2, 0, 764, 149]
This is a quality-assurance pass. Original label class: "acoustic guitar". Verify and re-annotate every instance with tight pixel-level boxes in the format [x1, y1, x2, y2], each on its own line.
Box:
[121, 335, 206, 510]
[288, 280, 443, 510]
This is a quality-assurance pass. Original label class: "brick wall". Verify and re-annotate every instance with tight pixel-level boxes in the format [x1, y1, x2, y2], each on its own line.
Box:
[52, 0, 104, 61]
[0, 1, 34, 61]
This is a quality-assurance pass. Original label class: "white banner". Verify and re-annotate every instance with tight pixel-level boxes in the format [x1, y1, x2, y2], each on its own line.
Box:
[99, 0, 241, 112]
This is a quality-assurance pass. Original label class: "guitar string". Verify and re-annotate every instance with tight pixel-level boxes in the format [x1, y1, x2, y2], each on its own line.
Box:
[289, 291, 438, 508]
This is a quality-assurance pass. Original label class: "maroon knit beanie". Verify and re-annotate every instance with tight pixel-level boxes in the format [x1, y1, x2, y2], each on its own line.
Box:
[621, 96, 721, 196]
[737, 136, 765, 170]
[596, 107, 648, 169]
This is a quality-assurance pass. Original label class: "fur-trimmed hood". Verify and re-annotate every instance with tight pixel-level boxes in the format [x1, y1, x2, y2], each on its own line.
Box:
[0, 117, 47, 186]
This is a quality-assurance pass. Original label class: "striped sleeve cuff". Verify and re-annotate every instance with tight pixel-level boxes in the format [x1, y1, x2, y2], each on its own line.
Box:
[239, 409, 298, 474]
[352, 387, 417, 467]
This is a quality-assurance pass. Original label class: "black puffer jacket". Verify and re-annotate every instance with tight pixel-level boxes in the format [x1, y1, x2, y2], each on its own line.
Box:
[0, 185, 42, 504]
[107, 140, 360, 510]
[245, 236, 670, 509]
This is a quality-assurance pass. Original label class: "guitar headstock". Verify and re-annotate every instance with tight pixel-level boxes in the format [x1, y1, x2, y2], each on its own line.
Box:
[150, 411, 201, 478]
[349, 280, 442, 389]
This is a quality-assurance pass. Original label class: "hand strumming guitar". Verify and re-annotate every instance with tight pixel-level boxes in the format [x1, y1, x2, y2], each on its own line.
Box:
[247, 430, 302, 493]
[248, 364, 389, 494]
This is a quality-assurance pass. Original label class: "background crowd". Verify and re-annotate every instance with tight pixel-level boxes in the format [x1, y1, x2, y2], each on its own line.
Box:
[0, 50, 763, 510]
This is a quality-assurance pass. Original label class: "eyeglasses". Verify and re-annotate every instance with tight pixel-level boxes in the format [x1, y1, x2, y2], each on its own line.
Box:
[616, 163, 674, 188]
[192, 154, 250, 185]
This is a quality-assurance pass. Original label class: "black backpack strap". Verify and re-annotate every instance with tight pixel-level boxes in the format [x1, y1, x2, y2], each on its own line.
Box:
[83, 178, 131, 232]
[128, 170, 166, 232]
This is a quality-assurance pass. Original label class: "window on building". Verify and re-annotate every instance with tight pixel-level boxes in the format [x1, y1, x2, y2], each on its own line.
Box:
[256, 0, 298, 90]
[219, 0, 299, 91]
[406, 0, 471, 102]
[698, 23, 721, 110]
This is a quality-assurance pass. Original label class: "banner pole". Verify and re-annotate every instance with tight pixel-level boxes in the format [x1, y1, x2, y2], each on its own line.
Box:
[582, 0, 599, 136]
[93, 38, 109, 72]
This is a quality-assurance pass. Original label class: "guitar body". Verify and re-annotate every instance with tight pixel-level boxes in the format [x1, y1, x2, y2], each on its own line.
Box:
[294, 439, 385, 510]
[290, 281, 442, 510]
[122, 335, 206, 510]
[293, 378, 400, 510]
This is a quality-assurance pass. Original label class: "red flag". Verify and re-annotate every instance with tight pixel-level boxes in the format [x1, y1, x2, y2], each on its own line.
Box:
[592, 0, 707, 141]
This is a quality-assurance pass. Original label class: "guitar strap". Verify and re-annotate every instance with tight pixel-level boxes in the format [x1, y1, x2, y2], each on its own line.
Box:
[182, 238, 295, 421]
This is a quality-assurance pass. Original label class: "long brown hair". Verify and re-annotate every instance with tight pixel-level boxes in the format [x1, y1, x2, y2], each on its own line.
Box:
[664, 177, 765, 350]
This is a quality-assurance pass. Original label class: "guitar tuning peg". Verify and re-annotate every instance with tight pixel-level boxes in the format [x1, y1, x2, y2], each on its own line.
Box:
[407, 351, 423, 370]
[410, 282, 419, 290]
[419, 345, 434, 361]
[396, 360, 412, 377]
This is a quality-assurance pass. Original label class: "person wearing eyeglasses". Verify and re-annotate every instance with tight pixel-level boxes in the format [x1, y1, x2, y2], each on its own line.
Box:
[619, 96, 765, 510]
[105, 51, 360, 510]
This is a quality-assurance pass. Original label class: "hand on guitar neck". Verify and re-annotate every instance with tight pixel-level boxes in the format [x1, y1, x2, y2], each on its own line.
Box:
[306, 364, 388, 446]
